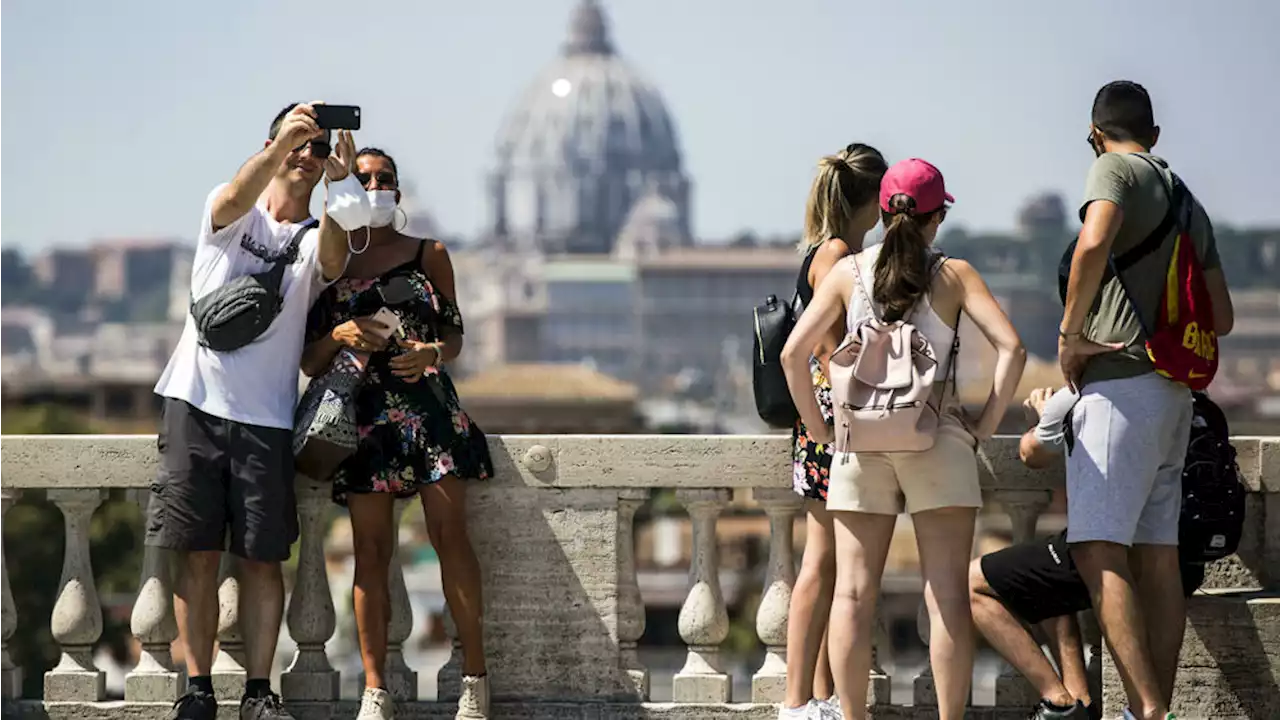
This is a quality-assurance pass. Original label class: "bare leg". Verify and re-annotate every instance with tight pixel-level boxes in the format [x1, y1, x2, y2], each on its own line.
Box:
[348, 493, 397, 689]
[969, 558, 1074, 707]
[1070, 541, 1167, 718]
[238, 558, 285, 680]
[914, 507, 978, 720]
[1129, 544, 1184, 707]
[783, 501, 836, 709]
[1040, 614, 1092, 708]
[828, 511, 897, 720]
[421, 475, 486, 676]
[175, 551, 222, 677]
[814, 625, 835, 701]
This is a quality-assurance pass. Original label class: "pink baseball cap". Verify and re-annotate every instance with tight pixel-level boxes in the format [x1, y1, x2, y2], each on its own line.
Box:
[879, 158, 954, 215]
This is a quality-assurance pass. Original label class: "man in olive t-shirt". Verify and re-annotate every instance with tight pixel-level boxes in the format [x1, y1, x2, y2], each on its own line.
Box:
[1075, 152, 1221, 388]
[1057, 81, 1234, 720]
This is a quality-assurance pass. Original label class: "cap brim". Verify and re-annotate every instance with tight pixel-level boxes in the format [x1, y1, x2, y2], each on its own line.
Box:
[944, 192, 956, 203]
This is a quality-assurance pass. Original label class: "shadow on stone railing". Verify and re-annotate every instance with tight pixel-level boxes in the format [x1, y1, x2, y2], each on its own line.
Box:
[1, 434, 1277, 719]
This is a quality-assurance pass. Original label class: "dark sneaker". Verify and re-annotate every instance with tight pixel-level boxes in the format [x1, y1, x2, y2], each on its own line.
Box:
[240, 692, 295, 720]
[1029, 700, 1090, 719]
[165, 689, 218, 720]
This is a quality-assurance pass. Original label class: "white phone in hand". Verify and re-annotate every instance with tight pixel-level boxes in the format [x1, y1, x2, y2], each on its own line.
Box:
[370, 307, 401, 339]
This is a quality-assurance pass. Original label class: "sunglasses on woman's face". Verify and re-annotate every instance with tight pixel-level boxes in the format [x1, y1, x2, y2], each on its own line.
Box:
[292, 139, 331, 159]
[355, 171, 397, 188]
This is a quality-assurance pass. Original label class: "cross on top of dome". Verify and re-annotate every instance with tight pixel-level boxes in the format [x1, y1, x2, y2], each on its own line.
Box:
[563, 0, 614, 56]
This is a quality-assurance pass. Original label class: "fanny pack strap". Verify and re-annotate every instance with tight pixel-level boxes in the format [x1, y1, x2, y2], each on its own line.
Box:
[189, 217, 319, 309]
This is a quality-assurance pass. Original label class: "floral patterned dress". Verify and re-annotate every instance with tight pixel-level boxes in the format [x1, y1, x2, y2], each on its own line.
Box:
[792, 358, 834, 500]
[791, 246, 835, 501]
[306, 241, 493, 505]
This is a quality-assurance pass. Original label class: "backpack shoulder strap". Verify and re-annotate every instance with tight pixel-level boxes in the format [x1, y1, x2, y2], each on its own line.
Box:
[849, 252, 882, 324]
[1112, 155, 1181, 273]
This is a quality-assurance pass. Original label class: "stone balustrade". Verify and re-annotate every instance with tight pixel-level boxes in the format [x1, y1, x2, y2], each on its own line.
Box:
[1, 434, 1277, 719]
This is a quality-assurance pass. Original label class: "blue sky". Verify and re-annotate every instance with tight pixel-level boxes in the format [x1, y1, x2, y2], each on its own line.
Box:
[3, 0, 1278, 251]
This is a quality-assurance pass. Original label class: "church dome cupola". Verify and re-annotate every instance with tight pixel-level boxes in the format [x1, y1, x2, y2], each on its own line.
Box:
[563, 0, 613, 55]
[488, 0, 691, 255]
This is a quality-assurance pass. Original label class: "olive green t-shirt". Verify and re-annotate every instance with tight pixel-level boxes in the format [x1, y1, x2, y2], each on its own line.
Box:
[1077, 152, 1220, 387]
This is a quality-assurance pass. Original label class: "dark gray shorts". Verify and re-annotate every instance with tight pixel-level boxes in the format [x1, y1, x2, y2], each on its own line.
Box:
[145, 398, 298, 562]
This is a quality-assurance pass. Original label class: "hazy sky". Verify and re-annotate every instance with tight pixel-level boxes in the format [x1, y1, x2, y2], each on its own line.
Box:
[3, 0, 1278, 251]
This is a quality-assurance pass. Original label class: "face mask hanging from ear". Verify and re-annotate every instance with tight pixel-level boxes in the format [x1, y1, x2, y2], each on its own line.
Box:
[368, 190, 398, 228]
[325, 174, 373, 253]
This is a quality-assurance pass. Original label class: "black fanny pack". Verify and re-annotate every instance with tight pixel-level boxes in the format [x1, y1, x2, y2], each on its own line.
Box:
[191, 218, 318, 352]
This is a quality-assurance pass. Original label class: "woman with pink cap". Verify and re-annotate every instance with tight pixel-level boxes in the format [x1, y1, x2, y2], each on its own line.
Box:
[780, 158, 1026, 720]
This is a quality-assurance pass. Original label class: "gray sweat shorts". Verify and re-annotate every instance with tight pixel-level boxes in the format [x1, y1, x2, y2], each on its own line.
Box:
[1065, 372, 1192, 547]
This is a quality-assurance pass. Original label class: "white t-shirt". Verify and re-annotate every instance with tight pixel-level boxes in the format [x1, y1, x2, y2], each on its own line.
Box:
[154, 184, 328, 429]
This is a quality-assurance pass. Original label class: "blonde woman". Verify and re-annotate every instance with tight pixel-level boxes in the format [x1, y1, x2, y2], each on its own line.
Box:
[779, 143, 887, 720]
[782, 158, 1026, 720]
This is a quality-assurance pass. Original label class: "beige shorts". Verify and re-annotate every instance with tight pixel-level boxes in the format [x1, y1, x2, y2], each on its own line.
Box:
[826, 420, 982, 515]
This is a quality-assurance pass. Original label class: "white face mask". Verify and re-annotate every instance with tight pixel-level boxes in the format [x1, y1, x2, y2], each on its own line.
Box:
[368, 190, 398, 228]
[326, 173, 372, 232]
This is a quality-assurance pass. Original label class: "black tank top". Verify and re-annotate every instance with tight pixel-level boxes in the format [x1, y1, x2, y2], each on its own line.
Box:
[796, 246, 820, 309]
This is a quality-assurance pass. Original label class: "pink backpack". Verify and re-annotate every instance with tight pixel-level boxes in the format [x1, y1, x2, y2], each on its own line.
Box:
[829, 253, 958, 453]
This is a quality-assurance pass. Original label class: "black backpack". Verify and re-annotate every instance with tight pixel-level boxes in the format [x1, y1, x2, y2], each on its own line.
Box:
[1179, 392, 1246, 562]
[752, 250, 818, 428]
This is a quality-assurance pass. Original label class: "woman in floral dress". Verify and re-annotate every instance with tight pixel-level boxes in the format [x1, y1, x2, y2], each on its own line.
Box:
[780, 143, 887, 720]
[301, 148, 492, 719]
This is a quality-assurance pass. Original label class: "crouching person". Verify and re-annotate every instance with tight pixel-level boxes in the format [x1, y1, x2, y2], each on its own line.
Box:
[968, 388, 1204, 720]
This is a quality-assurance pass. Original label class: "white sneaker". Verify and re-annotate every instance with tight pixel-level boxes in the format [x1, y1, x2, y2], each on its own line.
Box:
[456, 674, 490, 719]
[357, 687, 394, 719]
[776, 702, 810, 720]
[814, 696, 844, 719]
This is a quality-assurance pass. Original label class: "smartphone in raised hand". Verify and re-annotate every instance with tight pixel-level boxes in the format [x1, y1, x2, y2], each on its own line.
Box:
[314, 104, 361, 130]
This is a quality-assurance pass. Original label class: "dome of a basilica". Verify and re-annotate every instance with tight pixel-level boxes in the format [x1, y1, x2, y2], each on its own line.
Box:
[488, 0, 691, 255]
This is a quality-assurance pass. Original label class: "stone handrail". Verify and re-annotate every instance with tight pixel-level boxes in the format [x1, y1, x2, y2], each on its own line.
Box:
[1, 434, 1276, 719]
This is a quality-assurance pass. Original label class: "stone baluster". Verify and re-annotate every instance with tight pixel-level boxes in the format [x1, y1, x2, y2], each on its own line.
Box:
[751, 488, 801, 703]
[211, 553, 246, 701]
[2, 488, 22, 699]
[992, 490, 1052, 709]
[999, 490, 1052, 545]
[617, 489, 650, 700]
[868, 613, 891, 706]
[1079, 609, 1103, 706]
[912, 598, 938, 708]
[125, 489, 181, 702]
[436, 605, 460, 702]
[44, 489, 106, 701]
[672, 489, 731, 702]
[386, 499, 418, 701]
[282, 478, 338, 701]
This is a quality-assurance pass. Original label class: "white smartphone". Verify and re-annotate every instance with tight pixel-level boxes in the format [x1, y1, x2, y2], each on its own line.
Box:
[369, 307, 401, 339]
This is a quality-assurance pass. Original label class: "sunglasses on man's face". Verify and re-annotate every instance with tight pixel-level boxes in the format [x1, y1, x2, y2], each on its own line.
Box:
[292, 140, 331, 159]
[355, 171, 397, 188]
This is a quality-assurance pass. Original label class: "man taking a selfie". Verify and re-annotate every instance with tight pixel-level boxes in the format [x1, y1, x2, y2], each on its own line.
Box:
[147, 102, 354, 720]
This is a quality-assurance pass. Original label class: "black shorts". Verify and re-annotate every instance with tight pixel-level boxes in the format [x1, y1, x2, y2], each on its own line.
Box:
[981, 531, 1205, 625]
[145, 398, 299, 562]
